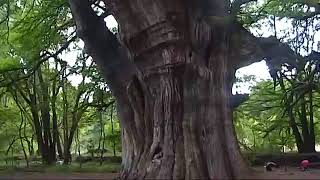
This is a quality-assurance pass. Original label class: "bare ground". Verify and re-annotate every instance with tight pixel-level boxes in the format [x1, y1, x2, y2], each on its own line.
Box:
[1, 167, 320, 179]
[0, 172, 119, 180]
[246, 166, 320, 179]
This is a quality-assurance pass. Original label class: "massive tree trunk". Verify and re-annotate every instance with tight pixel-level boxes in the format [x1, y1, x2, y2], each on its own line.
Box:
[119, 45, 247, 179]
[69, 0, 295, 179]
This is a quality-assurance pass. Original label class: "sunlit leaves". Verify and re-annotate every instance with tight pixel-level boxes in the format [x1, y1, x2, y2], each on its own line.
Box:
[0, 58, 20, 73]
[235, 80, 297, 152]
[238, 0, 320, 27]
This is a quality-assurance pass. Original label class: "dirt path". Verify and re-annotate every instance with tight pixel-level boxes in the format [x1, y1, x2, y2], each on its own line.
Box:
[0, 172, 119, 180]
[1, 167, 320, 179]
[247, 166, 320, 179]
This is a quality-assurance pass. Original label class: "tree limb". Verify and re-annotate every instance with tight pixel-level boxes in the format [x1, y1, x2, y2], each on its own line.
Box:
[229, 1, 320, 70]
[230, 24, 302, 71]
[68, 0, 137, 100]
[231, 93, 249, 109]
[0, 35, 77, 87]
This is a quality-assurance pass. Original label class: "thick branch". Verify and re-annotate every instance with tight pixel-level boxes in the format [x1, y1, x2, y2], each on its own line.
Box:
[68, 0, 137, 99]
[231, 25, 301, 70]
[231, 93, 249, 109]
[229, 2, 320, 70]
[232, 24, 320, 74]
[186, 0, 229, 17]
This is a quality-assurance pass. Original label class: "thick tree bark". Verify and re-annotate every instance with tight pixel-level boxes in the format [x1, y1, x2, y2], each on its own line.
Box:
[68, 0, 290, 179]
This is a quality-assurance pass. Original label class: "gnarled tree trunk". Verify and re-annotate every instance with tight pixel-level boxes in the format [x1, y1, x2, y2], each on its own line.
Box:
[113, 5, 249, 176]
[69, 0, 292, 179]
[119, 44, 248, 179]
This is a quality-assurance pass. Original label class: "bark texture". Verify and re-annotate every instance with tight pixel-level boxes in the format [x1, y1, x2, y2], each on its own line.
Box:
[111, 2, 246, 178]
[68, 0, 291, 179]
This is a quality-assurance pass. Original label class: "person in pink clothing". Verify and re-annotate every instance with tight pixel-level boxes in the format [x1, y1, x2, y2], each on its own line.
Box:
[300, 160, 310, 171]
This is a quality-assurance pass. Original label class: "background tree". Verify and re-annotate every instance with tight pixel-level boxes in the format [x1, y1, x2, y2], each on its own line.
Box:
[0, 0, 121, 166]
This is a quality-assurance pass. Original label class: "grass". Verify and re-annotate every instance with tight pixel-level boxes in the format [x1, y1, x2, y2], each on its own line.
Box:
[45, 162, 121, 173]
[0, 161, 121, 174]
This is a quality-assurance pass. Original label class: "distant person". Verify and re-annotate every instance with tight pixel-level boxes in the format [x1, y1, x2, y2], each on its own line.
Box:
[300, 160, 310, 171]
[265, 161, 279, 171]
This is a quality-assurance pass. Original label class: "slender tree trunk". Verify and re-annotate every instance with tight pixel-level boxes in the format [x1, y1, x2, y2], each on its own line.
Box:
[98, 111, 102, 154]
[101, 130, 106, 165]
[62, 69, 70, 164]
[23, 121, 32, 157]
[30, 103, 46, 162]
[52, 107, 58, 160]
[76, 128, 82, 168]
[30, 134, 35, 156]
[110, 104, 116, 157]
[279, 76, 304, 152]
[57, 133, 64, 159]
[98, 109, 104, 166]
[288, 109, 304, 153]
[51, 63, 59, 161]
[299, 98, 315, 153]
[309, 90, 315, 151]
[37, 68, 55, 164]
[19, 112, 29, 167]
[64, 111, 85, 164]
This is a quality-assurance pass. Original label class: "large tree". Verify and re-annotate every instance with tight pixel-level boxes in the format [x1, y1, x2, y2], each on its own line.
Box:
[68, 0, 312, 179]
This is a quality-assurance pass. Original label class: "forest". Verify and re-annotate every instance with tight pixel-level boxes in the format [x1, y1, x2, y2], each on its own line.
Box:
[0, 0, 320, 179]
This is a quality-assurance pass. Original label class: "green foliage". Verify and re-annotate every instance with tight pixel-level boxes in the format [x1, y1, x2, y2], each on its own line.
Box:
[0, 0, 121, 166]
[0, 58, 20, 73]
[236, 74, 320, 153]
[235, 81, 296, 153]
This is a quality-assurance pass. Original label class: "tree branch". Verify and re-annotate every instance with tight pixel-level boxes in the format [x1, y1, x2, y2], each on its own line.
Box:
[229, 1, 320, 69]
[231, 93, 249, 109]
[230, 24, 302, 71]
[68, 0, 137, 100]
[0, 35, 77, 87]
[41, 34, 77, 59]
